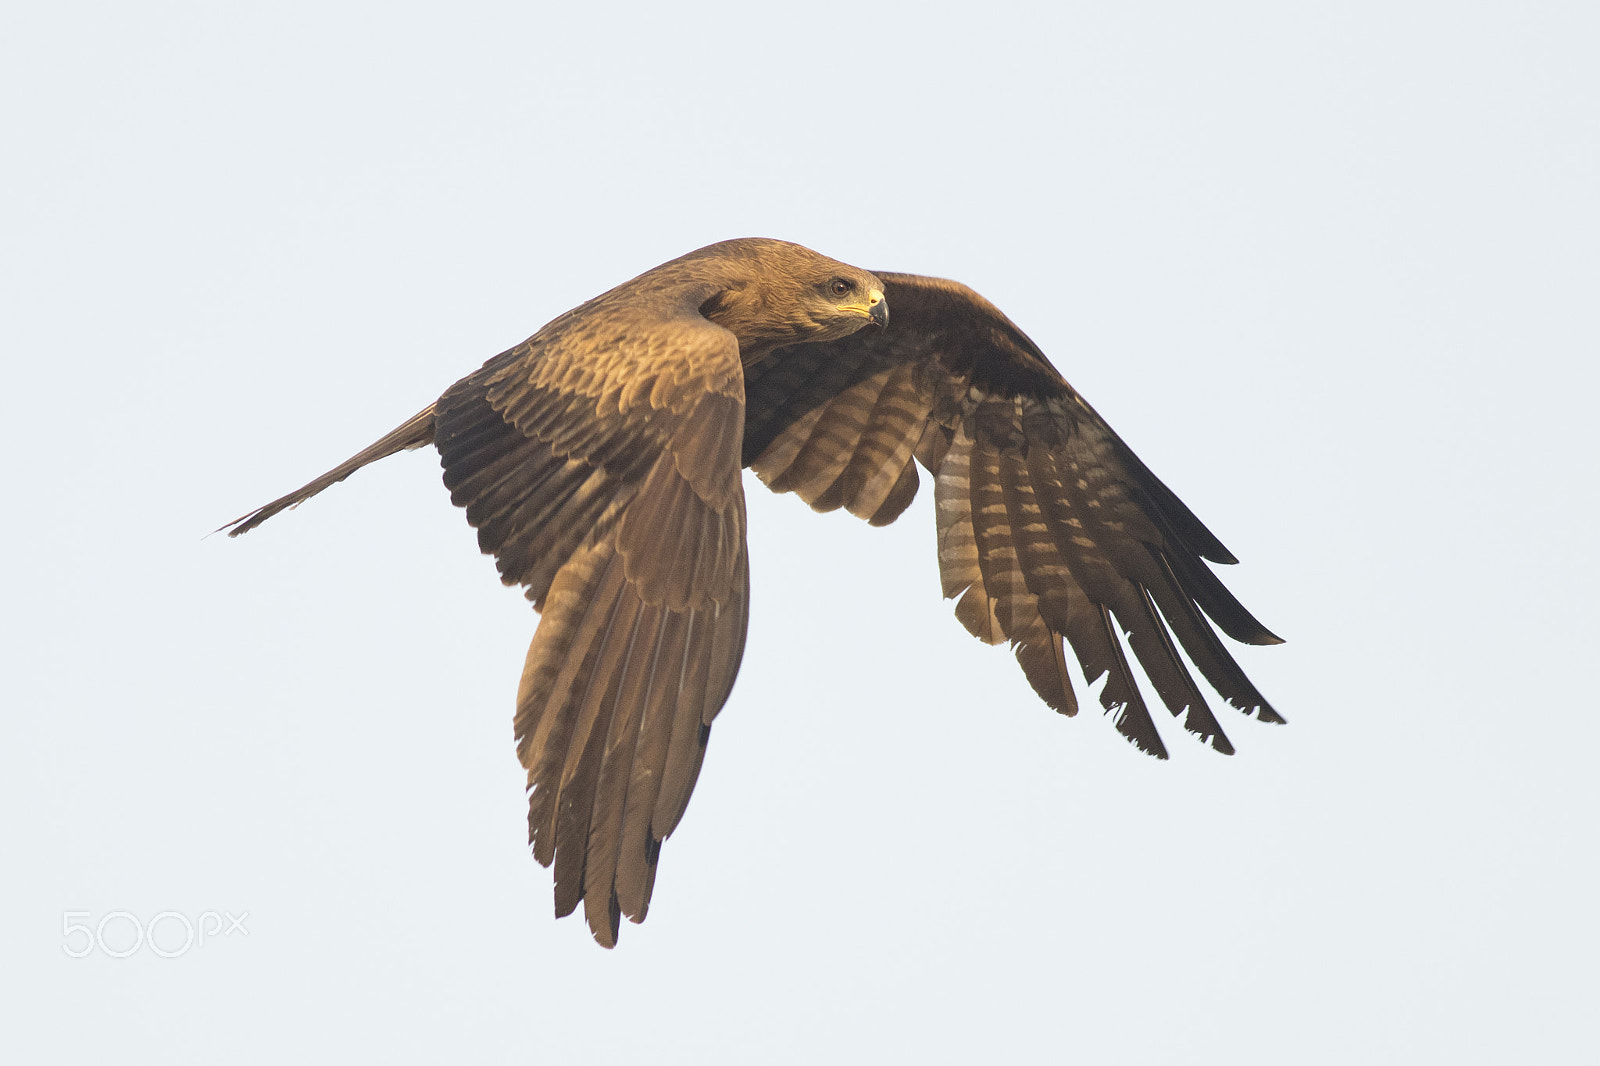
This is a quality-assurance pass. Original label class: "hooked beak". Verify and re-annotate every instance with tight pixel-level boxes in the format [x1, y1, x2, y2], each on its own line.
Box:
[867, 288, 888, 329]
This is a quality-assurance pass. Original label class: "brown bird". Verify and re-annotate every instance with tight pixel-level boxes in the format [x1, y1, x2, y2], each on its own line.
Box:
[225, 237, 1283, 947]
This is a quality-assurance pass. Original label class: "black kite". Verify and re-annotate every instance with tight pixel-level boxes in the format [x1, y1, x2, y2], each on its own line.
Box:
[225, 238, 1283, 946]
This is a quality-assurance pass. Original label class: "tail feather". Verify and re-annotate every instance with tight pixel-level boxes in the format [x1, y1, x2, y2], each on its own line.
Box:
[221, 405, 437, 536]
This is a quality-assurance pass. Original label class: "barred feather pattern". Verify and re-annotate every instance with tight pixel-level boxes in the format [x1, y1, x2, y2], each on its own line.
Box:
[746, 337, 934, 527]
[744, 270, 1282, 758]
[926, 386, 1284, 755]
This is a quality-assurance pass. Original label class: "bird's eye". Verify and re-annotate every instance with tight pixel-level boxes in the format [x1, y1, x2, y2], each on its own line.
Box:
[830, 278, 853, 297]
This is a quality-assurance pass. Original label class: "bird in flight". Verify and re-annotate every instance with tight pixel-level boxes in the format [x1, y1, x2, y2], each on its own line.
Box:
[225, 238, 1283, 947]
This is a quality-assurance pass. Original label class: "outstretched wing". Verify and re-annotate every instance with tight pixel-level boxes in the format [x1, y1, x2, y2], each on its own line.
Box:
[743, 273, 1283, 759]
[434, 303, 750, 947]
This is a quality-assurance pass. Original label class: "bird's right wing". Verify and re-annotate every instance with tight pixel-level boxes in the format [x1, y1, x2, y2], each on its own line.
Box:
[743, 273, 1283, 760]
[228, 302, 752, 948]
[431, 308, 752, 948]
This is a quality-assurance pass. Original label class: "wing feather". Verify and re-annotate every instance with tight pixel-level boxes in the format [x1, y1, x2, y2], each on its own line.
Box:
[581, 598, 663, 946]
[431, 307, 747, 946]
[967, 427, 1041, 640]
[612, 609, 691, 921]
[553, 571, 638, 923]
[747, 272, 1281, 758]
[1143, 553, 1285, 723]
[933, 430, 1003, 645]
[653, 608, 715, 837]
[517, 540, 628, 864]
[1093, 604, 1169, 758]
[832, 364, 927, 520]
[867, 455, 921, 527]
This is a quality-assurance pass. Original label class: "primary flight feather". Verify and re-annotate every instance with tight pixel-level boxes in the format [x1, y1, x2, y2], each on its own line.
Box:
[225, 237, 1283, 947]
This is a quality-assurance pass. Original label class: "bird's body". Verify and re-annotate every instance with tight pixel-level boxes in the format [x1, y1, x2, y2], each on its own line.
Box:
[226, 237, 1282, 946]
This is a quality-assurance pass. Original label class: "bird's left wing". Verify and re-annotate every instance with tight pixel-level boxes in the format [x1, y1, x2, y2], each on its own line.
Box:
[743, 273, 1283, 758]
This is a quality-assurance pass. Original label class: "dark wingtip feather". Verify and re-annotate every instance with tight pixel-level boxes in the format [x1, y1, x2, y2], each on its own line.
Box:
[1235, 698, 1288, 725]
[1093, 607, 1170, 759]
[1012, 626, 1077, 717]
[1114, 705, 1170, 760]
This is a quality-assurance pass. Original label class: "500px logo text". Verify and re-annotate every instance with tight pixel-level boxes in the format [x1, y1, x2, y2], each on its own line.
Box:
[62, 910, 249, 958]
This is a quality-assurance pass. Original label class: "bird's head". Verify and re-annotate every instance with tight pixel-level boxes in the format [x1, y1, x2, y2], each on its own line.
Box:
[806, 266, 889, 338]
[692, 239, 888, 356]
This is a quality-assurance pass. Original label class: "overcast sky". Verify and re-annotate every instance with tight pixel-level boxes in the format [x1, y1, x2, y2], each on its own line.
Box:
[5, 2, 1597, 1063]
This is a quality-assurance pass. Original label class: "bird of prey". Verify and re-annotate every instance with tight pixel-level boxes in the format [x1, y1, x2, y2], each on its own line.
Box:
[225, 237, 1283, 947]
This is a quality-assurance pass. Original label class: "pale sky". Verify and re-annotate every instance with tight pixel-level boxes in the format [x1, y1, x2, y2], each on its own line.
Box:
[5, 2, 1597, 1063]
